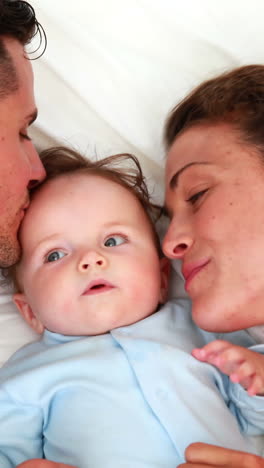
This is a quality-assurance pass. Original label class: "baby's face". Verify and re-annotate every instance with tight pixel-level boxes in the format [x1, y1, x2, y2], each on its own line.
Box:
[14, 173, 165, 335]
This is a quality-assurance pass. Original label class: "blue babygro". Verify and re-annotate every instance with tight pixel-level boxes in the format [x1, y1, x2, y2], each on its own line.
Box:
[0, 299, 262, 468]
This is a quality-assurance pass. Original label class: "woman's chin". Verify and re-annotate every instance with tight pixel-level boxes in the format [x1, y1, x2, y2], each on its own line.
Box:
[191, 300, 230, 333]
[192, 296, 254, 333]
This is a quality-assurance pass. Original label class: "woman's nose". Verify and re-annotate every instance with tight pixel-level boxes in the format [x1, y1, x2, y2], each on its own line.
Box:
[162, 217, 194, 259]
[78, 250, 107, 272]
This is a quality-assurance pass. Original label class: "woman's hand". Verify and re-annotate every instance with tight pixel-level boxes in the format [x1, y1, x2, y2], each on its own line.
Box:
[178, 443, 264, 467]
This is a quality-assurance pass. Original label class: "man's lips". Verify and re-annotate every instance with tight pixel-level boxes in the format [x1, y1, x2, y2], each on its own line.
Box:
[20, 194, 30, 212]
[82, 280, 115, 296]
[182, 259, 210, 289]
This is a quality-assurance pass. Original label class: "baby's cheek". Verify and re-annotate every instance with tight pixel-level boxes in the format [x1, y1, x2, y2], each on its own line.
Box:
[60, 297, 76, 316]
[132, 279, 161, 311]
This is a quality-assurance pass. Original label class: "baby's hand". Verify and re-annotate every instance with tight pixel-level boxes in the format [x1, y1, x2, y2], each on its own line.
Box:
[192, 340, 264, 396]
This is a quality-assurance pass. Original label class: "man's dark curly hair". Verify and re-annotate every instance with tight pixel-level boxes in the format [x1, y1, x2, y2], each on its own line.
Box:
[0, 0, 46, 98]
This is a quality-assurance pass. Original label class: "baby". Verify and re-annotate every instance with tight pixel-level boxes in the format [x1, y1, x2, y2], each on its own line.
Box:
[193, 339, 264, 397]
[0, 146, 263, 468]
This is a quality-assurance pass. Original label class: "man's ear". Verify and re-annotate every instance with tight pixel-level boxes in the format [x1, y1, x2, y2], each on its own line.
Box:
[159, 257, 171, 304]
[13, 293, 44, 334]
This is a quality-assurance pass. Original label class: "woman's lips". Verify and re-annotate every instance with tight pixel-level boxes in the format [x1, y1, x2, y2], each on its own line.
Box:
[182, 259, 210, 291]
[82, 280, 115, 296]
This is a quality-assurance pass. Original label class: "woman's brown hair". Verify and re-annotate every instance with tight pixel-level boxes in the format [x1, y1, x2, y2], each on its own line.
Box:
[164, 64, 264, 156]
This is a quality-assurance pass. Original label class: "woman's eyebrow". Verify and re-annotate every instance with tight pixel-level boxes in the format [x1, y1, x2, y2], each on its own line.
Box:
[169, 162, 210, 189]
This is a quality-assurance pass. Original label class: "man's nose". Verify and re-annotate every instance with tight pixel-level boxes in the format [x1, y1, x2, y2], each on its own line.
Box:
[162, 216, 194, 259]
[78, 250, 108, 272]
[27, 144, 46, 190]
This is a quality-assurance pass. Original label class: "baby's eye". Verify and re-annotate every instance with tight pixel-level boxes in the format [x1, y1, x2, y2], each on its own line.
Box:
[104, 235, 127, 247]
[45, 250, 66, 263]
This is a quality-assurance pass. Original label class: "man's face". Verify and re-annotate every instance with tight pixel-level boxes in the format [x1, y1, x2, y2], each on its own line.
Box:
[0, 38, 46, 268]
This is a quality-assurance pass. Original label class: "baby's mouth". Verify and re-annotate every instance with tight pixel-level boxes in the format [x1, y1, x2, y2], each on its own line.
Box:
[82, 280, 115, 296]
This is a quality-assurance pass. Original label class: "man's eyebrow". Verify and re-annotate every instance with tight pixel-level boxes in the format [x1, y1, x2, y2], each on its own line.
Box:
[169, 162, 210, 189]
[27, 109, 38, 126]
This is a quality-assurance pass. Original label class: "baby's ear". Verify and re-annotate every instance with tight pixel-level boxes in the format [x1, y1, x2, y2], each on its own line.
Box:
[159, 257, 171, 304]
[13, 293, 44, 334]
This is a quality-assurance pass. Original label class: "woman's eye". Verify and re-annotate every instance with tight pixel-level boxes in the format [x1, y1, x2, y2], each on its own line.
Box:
[104, 235, 127, 247]
[45, 251, 66, 263]
[187, 189, 208, 205]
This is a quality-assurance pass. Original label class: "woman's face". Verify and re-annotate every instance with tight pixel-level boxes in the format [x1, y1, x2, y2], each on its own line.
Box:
[163, 123, 264, 332]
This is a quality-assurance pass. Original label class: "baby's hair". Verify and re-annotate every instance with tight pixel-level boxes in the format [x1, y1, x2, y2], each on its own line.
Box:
[4, 146, 162, 291]
[37, 146, 161, 224]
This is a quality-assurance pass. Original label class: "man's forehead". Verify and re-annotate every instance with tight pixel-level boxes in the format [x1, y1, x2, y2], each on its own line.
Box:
[3, 36, 25, 59]
[3, 37, 33, 82]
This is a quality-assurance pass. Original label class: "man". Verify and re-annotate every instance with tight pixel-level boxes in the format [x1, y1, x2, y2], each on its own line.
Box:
[0, 0, 46, 269]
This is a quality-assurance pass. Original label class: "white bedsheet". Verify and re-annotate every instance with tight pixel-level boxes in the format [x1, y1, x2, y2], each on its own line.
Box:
[30, 0, 264, 200]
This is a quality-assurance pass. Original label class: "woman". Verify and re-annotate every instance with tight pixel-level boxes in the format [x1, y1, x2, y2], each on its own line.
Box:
[162, 64, 264, 467]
